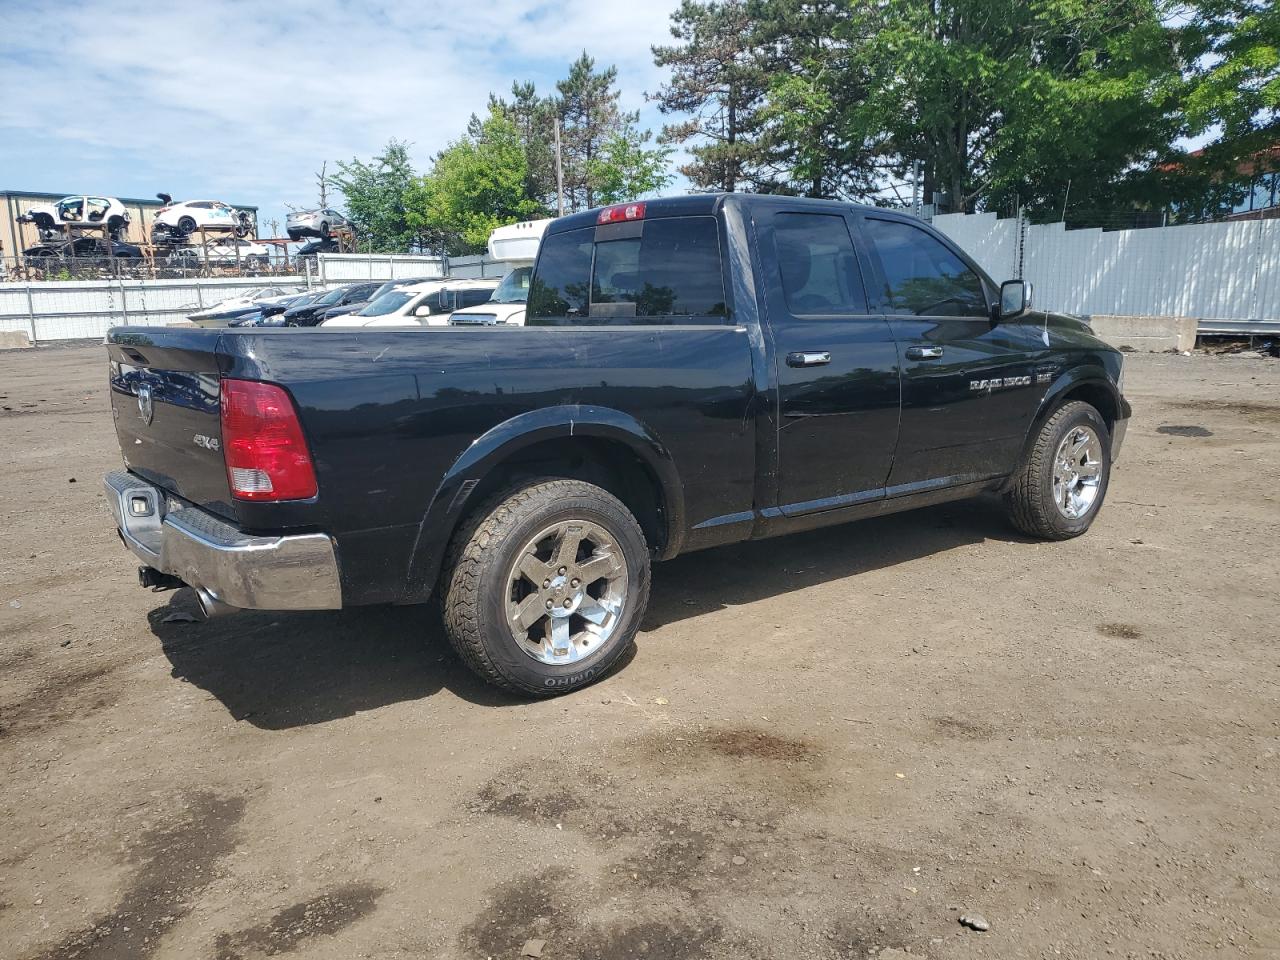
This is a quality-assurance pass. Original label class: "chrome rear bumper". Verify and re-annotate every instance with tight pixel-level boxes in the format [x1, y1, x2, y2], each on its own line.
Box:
[104, 470, 342, 610]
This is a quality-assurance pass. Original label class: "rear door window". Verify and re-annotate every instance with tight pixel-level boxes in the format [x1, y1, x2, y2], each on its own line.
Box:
[864, 218, 988, 317]
[528, 217, 728, 325]
[772, 213, 868, 315]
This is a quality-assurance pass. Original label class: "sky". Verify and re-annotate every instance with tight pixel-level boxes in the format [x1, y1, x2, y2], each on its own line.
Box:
[0, 0, 685, 236]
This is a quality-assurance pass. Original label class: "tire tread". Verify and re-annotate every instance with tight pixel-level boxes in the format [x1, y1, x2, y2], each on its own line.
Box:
[440, 479, 646, 697]
[1005, 400, 1103, 540]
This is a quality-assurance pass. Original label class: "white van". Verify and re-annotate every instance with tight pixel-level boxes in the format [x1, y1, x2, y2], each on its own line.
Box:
[322, 278, 498, 328]
[446, 266, 533, 326]
[449, 218, 551, 327]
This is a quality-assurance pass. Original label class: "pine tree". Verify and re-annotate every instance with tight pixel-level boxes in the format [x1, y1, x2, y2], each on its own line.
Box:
[556, 52, 631, 210]
[651, 0, 772, 192]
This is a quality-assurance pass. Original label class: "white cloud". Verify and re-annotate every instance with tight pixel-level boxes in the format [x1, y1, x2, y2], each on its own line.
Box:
[0, 0, 682, 232]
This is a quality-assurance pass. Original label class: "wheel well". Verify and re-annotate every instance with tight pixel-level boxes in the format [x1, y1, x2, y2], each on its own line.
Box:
[462, 436, 669, 555]
[1060, 381, 1117, 431]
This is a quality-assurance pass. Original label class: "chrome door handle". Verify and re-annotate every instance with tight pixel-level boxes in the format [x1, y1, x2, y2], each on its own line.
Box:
[786, 351, 832, 367]
[906, 345, 944, 360]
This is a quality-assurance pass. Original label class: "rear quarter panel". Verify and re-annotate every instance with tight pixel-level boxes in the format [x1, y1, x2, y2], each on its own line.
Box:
[217, 326, 757, 602]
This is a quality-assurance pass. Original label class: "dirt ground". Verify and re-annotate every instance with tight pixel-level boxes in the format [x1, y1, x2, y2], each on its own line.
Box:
[1, 343, 1277, 960]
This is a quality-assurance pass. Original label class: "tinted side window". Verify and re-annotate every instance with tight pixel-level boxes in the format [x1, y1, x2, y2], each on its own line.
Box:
[772, 213, 868, 315]
[865, 219, 988, 317]
[528, 227, 593, 321]
[458, 287, 493, 309]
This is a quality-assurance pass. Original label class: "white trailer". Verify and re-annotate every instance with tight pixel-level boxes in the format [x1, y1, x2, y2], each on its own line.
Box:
[450, 218, 552, 326]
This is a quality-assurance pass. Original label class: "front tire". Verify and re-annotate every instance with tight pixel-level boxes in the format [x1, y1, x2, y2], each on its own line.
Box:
[1005, 400, 1111, 540]
[441, 479, 650, 697]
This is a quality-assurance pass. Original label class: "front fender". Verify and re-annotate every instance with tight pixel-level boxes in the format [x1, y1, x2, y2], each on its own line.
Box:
[404, 405, 685, 599]
[1003, 363, 1126, 490]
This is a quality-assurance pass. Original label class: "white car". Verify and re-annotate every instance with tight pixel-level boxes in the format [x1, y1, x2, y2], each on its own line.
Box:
[286, 208, 350, 240]
[17, 196, 131, 240]
[322, 278, 499, 328]
[448, 266, 533, 326]
[189, 285, 306, 320]
[166, 238, 274, 268]
[153, 199, 254, 241]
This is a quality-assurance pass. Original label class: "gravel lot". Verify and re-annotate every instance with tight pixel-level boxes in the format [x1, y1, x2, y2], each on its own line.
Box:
[1, 344, 1277, 960]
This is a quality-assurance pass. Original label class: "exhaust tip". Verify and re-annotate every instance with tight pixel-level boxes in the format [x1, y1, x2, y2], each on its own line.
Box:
[194, 586, 236, 620]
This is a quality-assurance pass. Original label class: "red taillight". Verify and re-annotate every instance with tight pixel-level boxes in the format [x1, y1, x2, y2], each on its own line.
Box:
[597, 202, 646, 224]
[219, 379, 317, 501]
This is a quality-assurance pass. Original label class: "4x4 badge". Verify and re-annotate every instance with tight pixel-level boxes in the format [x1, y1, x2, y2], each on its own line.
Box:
[136, 383, 154, 425]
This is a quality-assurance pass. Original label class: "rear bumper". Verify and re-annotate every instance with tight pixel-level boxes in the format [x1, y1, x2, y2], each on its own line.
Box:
[104, 470, 342, 610]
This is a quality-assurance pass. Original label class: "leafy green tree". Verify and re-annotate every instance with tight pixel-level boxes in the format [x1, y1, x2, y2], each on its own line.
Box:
[587, 121, 675, 204]
[331, 140, 418, 251]
[406, 106, 544, 255]
[651, 0, 774, 192]
[746, 0, 1182, 215]
[493, 81, 559, 212]
[753, 1, 885, 200]
[1183, 0, 1279, 162]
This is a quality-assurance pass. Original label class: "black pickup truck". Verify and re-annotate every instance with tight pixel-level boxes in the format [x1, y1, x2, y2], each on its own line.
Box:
[104, 194, 1129, 696]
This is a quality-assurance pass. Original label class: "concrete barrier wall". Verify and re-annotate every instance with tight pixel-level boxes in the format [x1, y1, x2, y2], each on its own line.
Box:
[1086, 315, 1199, 353]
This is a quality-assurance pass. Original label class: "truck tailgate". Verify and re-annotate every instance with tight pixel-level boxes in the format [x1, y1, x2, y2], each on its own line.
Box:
[106, 328, 235, 519]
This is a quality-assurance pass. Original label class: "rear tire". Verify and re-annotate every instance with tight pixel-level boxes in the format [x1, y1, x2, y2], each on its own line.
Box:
[441, 479, 650, 697]
[1005, 400, 1111, 540]
[177, 216, 197, 235]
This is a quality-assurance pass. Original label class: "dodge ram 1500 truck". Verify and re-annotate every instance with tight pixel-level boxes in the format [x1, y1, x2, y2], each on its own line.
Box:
[104, 194, 1130, 696]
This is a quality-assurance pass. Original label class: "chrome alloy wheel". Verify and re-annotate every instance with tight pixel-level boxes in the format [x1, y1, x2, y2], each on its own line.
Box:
[506, 519, 629, 665]
[1052, 425, 1104, 519]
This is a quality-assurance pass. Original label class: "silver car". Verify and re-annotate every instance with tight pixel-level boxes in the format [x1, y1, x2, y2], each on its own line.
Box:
[286, 208, 348, 240]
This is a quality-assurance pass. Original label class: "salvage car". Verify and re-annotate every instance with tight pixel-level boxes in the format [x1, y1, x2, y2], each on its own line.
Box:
[286, 208, 349, 240]
[280, 282, 382, 326]
[165, 238, 273, 269]
[190, 292, 310, 327]
[293, 238, 340, 269]
[322, 278, 498, 327]
[102, 194, 1130, 697]
[24, 236, 144, 265]
[188, 286, 306, 321]
[18, 196, 131, 240]
[152, 199, 254, 242]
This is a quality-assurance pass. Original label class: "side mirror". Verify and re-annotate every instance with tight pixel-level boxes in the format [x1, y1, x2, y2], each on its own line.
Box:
[999, 279, 1033, 319]
[413, 304, 432, 317]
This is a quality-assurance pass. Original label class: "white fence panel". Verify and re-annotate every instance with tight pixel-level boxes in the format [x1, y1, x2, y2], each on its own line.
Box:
[316, 253, 443, 282]
[930, 212, 1020, 281]
[933, 214, 1279, 323]
[0, 277, 308, 341]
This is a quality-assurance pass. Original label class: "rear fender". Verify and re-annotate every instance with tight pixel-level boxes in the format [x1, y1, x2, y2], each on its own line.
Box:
[404, 405, 684, 599]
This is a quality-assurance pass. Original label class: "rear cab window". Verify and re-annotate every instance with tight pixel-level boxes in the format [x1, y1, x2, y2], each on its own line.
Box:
[528, 216, 728, 325]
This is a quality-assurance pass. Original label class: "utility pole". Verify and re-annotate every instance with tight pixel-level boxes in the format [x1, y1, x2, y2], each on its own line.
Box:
[553, 118, 565, 217]
[911, 159, 922, 218]
[317, 162, 328, 209]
